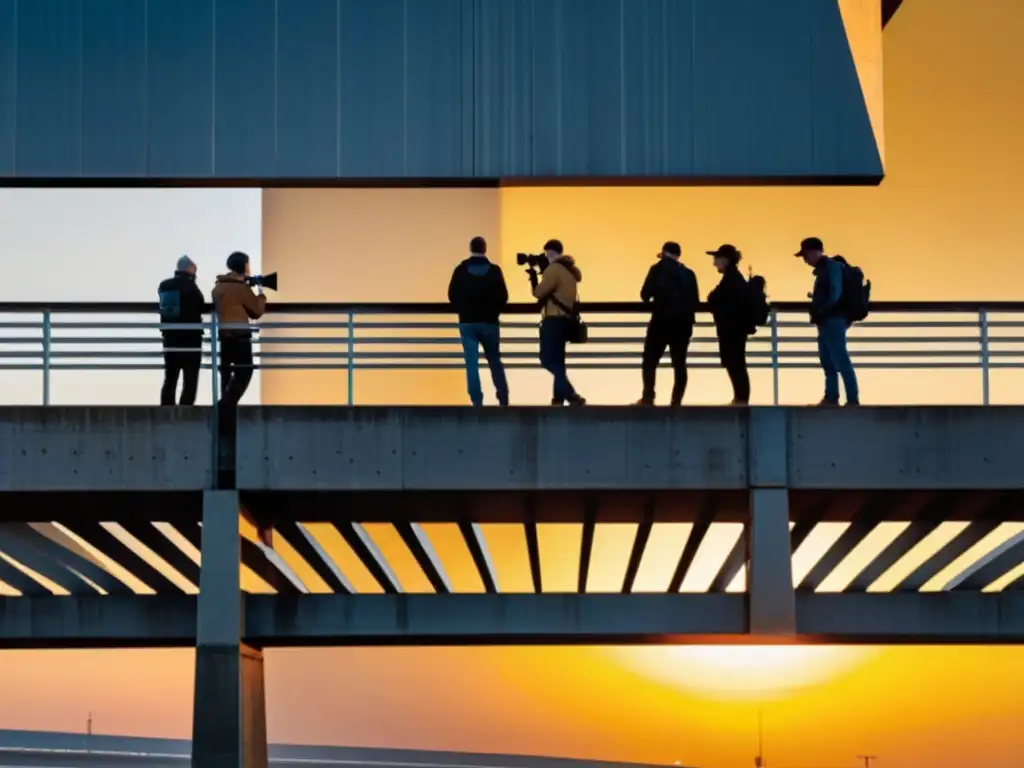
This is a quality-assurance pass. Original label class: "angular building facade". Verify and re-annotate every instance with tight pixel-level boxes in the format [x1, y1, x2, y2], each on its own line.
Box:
[0, 0, 888, 183]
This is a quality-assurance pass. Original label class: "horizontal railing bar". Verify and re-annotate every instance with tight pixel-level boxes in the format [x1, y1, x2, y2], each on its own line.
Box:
[0, 334, 1000, 347]
[2, 361, 1010, 372]
[3, 300, 1024, 314]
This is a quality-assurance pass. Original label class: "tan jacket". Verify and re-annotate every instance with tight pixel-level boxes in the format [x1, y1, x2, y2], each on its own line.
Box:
[533, 257, 582, 318]
[212, 273, 266, 335]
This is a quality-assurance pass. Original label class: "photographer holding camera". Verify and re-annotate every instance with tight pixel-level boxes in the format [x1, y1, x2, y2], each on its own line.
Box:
[211, 251, 266, 405]
[527, 239, 586, 406]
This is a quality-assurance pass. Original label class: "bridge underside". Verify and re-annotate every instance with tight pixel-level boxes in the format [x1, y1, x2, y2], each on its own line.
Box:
[2, 592, 1023, 649]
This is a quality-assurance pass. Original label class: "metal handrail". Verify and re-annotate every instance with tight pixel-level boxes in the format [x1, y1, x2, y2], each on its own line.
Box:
[1, 301, 1021, 406]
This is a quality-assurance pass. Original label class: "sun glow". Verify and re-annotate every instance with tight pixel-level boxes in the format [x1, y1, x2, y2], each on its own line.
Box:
[612, 645, 878, 700]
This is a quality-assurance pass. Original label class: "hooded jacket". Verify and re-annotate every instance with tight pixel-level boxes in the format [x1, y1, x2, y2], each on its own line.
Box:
[640, 257, 699, 326]
[533, 256, 582, 319]
[447, 255, 509, 324]
[158, 271, 205, 348]
[211, 272, 266, 336]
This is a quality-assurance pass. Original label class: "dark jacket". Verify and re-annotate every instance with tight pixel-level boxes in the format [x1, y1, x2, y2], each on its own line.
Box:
[158, 271, 205, 349]
[810, 257, 845, 326]
[640, 258, 699, 327]
[708, 265, 751, 338]
[448, 256, 509, 324]
[212, 272, 267, 337]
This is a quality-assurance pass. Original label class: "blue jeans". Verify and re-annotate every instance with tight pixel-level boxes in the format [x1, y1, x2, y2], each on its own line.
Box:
[818, 316, 860, 403]
[539, 317, 578, 402]
[459, 323, 508, 406]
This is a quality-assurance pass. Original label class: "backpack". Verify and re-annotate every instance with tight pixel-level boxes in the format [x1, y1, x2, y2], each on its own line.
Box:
[746, 272, 770, 333]
[159, 287, 182, 321]
[833, 255, 871, 323]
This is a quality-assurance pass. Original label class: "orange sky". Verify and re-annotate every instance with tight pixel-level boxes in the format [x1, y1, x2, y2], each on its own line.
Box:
[3, 3, 1024, 768]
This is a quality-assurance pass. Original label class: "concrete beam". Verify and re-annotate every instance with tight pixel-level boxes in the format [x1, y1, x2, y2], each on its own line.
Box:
[234, 407, 749, 490]
[2, 593, 1024, 647]
[0, 407, 214, 491]
[0, 595, 196, 648]
[237, 407, 1024, 492]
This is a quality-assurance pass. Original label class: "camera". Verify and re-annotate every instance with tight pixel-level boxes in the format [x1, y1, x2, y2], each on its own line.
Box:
[246, 272, 278, 291]
[516, 253, 548, 272]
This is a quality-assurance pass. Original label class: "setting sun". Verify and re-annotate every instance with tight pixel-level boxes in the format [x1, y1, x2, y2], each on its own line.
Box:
[611, 646, 878, 700]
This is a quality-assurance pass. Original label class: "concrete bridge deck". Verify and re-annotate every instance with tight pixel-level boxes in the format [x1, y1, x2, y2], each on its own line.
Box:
[3, 406, 1023, 494]
[1, 405, 1022, 768]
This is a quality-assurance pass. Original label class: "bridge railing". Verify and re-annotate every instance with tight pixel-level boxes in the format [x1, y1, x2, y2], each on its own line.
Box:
[0, 300, 1021, 405]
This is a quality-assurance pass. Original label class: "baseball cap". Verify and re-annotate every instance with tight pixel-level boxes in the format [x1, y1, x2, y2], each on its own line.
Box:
[706, 244, 741, 261]
[176, 255, 197, 272]
[661, 241, 681, 257]
[543, 239, 564, 254]
[795, 237, 824, 256]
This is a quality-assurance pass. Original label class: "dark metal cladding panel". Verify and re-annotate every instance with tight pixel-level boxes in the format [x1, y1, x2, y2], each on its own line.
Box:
[0, 0, 15, 175]
[278, 0, 338, 178]
[213, 0, 276, 178]
[809, 0, 882, 175]
[620, 0, 695, 176]
[14, 0, 82, 177]
[0, 0, 883, 181]
[338, 0, 406, 177]
[81, 0, 147, 177]
[403, 0, 471, 178]
[146, 0, 213, 177]
[692, 0, 813, 177]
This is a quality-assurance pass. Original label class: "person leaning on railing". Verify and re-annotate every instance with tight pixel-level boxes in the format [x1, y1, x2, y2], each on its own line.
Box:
[211, 251, 266, 406]
[530, 239, 587, 406]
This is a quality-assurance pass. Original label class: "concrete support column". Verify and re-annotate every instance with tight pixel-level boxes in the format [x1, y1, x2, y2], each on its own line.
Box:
[192, 491, 268, 768]
[746, 409, 796, 635]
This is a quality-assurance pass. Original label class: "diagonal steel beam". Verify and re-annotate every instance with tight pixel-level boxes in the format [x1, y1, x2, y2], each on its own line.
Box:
[577, 503, 596, 593]
[57, 521, 184, 594]
[394, 522, 452, 594]
[895, 520, 1003, 592]
[242, 538, 304, 594]
[524, 520, 542, 594]
[0, 525, 99, 595]
[668, 497, 717, 592]
[799, 494, 904, 591]
[459, 521, 498, 593]
[0, 554, 50, 595]
[948, 531, 1024, 591]
[274, 521, 353, 594]
[845, 493, 961, 592]
[333, 521, 402, 593]
[11, 524, 132, 595]
[708, 534, 746, 593]
[622, 500, 654, 594]
[118, 521, 201, 587]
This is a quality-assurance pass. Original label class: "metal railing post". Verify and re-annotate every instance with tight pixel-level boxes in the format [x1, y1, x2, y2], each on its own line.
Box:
[770, 308, 780, 406]
[347, 311, 355, 406]
[210, 309, 220, 404]
[979, 308, 990, 406]
[41, 310, 52, 406]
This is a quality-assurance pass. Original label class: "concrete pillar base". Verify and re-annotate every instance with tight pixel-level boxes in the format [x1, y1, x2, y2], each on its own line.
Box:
[747, 488, 797, 635]
[192, 643, 268, 768]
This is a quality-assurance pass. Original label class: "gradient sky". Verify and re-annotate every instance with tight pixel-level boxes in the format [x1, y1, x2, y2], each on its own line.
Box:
[2, 2, 1024, 768]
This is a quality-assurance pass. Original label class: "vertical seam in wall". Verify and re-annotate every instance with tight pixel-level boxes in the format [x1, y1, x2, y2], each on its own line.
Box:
[10, 0, 16, 175]
[335, 0, 341, 178]
[619, 0, 625, 174]
[689, 0, 695, 174]
[210, 0, 217, 176]
[273, 0, 279, 175]
[78, 0, 83, 176]
[402, 0, 408, 175]
[143, 0, 149, 175]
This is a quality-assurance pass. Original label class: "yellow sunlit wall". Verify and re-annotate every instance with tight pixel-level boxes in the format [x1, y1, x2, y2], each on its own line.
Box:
[4, 4, 1024, 768]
